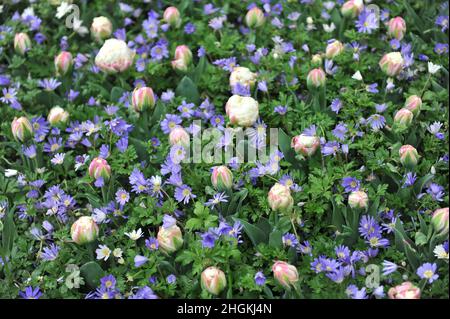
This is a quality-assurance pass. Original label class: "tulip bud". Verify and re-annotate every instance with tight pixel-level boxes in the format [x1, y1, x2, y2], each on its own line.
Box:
[90, 16, 113, 42]
[291, 134, 320, 157]
[229, 67, 257, 89]
[393, 108, 413, 128]
[431, 207, 449, 236]
[388, 17, 406, 41]
[399, 145, 419, 169]
[388, 282, 421, 299]
[95, 39, 136, 73]
[47, 106, 69, 125]
[157, 224, 183, 253]
[14, 32, 31, 55]
[54, 51, 73, 76]
[404, 95, 422, 116]
[325, 40, 344, 59]
[201, 266, 227, 295]
[71, 216, 99, 245]
[88, 157, 111, 180]
[163, 7, 181, 28]
[171, 45, 192, 72]
[211, 166, 233, 191]
[132, 86, 155, 112]
[11, 116, 33, 142]
[341, 0, 364, 18]
[379, 52, 404, 77]
[307, 68, 326, 89]
[225, 95, 259, 127]
[245, 7, 265, 28]
[311, 54, 323, 66]
[272, 261, 299, 289]
[268, 183, 294, 212]
[169, 126, 190, 148]
[348, 191, 368, 209]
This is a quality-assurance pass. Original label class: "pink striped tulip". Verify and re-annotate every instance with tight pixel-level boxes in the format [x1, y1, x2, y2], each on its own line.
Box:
[394, 108, 413, 128]
[348, 191, 368, 209]
[404, 95, 422, 115]
[90, 16, 113, 42]
[379, 52, 404, 77]
[201, 267, 227, 295]
[432, 207, 449, 236]
[95, 39, 135, 73]
[132, 86, 155, 112]
[71, 216, 99, 245]
[163, 7, 181, 28]
[14, 33, 31, 55]
[388, 282, 421, 299]
[325, 40, 344, 59]
[88, 157, 111, 180]
[54, 51, 73, 76]
[211, 166, 233, 190]
[48, 106, 69, 125]
[388, 17, 406, 40]
[291, 134, 320, 157]
[11, 117, 33, 142]
[157, 224, 183, 253]
[341, 0, 364, 18]
[169, 126, 190, 148]
[245, 7, 265, 28]
[399, 145, 419, 168]
[307, 68, 326, 88]
[268, 183, 294, 212]
[272, 261, 299, 289]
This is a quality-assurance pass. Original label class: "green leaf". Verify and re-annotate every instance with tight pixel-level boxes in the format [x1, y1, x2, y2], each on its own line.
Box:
[80, 261, 104, 289]
[1, 210, 16, 256]
[414, 232, 427, 246]
[191, 56, 208, 84]
[232, 217, 268, 247]
[413, 174, 434, 195]
[175, 76, 200, 104]
[110, 86, 125, 102]
[268, 230, 282, 249]
[278, 129, 297, 166]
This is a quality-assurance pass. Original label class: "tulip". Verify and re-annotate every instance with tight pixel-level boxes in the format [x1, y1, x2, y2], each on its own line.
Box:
[47, 106, 69, 125]
[71, 216, 99, 245]
[431, 207, 449, 236]
[388, 282, 421, 299]
[95, 39, 135, 73]
[399, 145, 419, 169]
[404, 95, 422, 115]
[169, 126, 190, 148]
[157, 224, 183, 253]
[388, 17, 406, 41]
[307, 68, 326, 89]
[325, 40, 344, 59]
[172, 45, 192, 71]
[14, 32, 31, 55]
[201, 267, 227, 295]
[272, 261, 299, 289]
[393, 108, 413, 128]
[225, 95, 259, 127]
[90, 16, 113, 42]
[11, 117, 33, 142]
[54, 51, 73, 76]
[311, 54, 323, 66]
[245, 7, 265, 28]
[379, 52, 404, 77]
[348, 191, 368, 209]
[229, 67, 257, 89]
[291, 134, 320, 157]
[341, 0, 364, 18]
[268, 183, 294, 212]
[163, 7, 181, 28]
[132, 86, 155, 112]
[88, 157, 111, 180]
[211, 166, 233, 191]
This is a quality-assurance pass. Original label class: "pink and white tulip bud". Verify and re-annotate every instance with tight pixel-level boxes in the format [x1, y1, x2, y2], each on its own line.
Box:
[307, 68, 326, 89]
[14, 32, 31, 55]
[431, 207, 449, 236]
[157, 224, 183, 253]
[394, 108, 413, 128]
[399, 145, 419, 169]
[201, 267, 227, 295]
[71, 216, 99, 245]
[311, 54, 323, 66]
[90, 16, 113, 42]
[291, 134, 320, 157]
[379, 52, 404, 77]
[245, 7, 265, 28]
[272, 261, 299, 289]
[88, 157, 111, 180]
[225, 95, 259, 127]
[325, 40, 344, 59]
[54, 51, 73, 76]
[171, 45, 192, 71]
[132, 86, 155, 112]
[47, 106, 69, 125]
[348, 191, 368, 209]
[211, 166, 233, 191]
[268, 183, 294, 212]
[388, 17, 406, 41]
[163, 7, 181, 28]
[388, 282, 421, 299]
[95, 39, 135, 73]
[341, 0, 364, 18]
[169, 126, 190, 148]
[11, 117, 33, 142]
[404, 95, 422, 115]
[229, 67, 257, 89]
